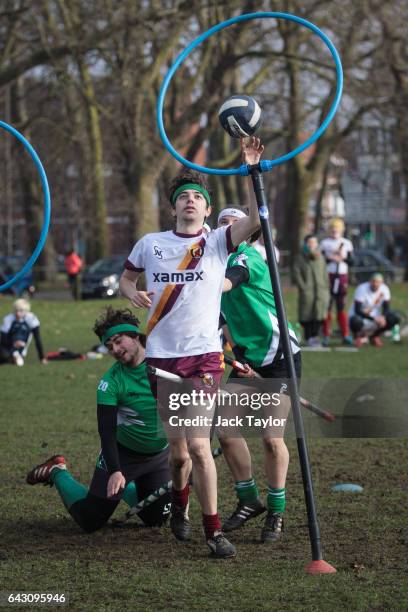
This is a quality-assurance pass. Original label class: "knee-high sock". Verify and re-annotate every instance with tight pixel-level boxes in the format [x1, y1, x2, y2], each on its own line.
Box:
[51, 469, 88, 510]
[122, 481, 138, 507]
[337, 310, 349, 337]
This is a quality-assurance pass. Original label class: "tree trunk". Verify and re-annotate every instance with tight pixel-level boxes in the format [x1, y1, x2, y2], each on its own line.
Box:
[11, 79, 57, 281]
[78, 60, 108, 262]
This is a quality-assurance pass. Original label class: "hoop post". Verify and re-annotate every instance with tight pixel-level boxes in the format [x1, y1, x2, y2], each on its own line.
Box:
[249, 165, 336, 573]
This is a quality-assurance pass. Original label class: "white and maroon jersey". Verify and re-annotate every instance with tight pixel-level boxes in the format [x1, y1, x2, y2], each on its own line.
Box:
[349, 281, 391, 318]
[125, 227, 235, 358]
[320, 237, 353, 274]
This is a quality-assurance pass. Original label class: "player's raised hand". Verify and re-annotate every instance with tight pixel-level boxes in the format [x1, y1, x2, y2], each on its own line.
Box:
[131, 290, 155, 309]
[241, 136, 264, 166]
[107, 471, 126, 497]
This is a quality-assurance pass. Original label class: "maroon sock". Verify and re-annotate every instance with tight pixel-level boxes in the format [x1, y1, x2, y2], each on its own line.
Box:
[338, 310, 349, 337]
[172, 483, 189, 511]
[202, 513, 222, 539]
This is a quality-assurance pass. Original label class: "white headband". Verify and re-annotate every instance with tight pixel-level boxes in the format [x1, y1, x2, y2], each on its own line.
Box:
[218, 207, 247, 224]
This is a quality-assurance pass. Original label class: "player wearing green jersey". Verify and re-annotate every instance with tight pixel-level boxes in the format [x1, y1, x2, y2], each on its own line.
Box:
[26, 307, 171, 533]
[218, 208, 301, 543]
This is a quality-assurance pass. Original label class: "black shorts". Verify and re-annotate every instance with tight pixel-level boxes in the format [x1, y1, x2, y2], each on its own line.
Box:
[227, 351, 302, 395]
[253, 351, 302, 381]
[89, 444, 171, 502]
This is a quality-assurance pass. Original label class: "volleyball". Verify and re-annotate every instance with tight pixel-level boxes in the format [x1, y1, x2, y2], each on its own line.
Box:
[218, 94, 262, 138]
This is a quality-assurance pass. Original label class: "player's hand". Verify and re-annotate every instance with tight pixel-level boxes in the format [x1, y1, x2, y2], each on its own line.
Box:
[236, 363, 257, 378]
[374, 315, 386, 327]
[13, 340, 26, 349]
[241, 136, 264, 165]
[107, 471, 126, 497]
[131, 290, 155, 308]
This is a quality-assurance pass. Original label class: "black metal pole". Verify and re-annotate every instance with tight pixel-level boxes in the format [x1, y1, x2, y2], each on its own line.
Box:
[249, 166, 323, 562]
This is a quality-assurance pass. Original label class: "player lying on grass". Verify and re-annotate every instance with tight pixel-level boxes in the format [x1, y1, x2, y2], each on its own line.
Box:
[217, 207, 301, 543]
[119, 137, 264, 559]
[26, 307, 171, 532]
[349, 273, 400, 348]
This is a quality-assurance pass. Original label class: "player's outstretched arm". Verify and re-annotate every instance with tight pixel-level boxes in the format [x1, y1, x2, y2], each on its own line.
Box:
[119, 269, 155, 308]
[230, 137, 263, 247]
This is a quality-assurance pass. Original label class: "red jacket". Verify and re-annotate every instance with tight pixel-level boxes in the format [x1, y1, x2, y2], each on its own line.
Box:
[65, 253, 83, 275]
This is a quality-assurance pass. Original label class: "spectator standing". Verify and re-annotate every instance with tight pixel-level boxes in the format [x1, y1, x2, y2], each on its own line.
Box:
[64, 249, 83, 300]
[293, 235, 330, 348]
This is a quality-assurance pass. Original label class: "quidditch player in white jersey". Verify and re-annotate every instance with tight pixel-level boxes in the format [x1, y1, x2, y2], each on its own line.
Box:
[119, 137, 264, 558]
[320, 218, 354, 346]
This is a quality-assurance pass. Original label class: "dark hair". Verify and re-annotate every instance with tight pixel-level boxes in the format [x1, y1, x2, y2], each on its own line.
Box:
[93, 307, 144, 345]
[168, 170, 212, 207]
[303, 234, 317, 243]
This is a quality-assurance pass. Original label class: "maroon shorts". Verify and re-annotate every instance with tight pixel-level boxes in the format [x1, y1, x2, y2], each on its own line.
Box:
[146, 352, 225, 398]
[147, 353, 225, 439]
[329, 273, 348, 310]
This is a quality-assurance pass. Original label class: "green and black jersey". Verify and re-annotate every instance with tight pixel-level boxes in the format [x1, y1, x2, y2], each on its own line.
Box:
[221, 243, 300, 367]
[97, 360, 167, 455]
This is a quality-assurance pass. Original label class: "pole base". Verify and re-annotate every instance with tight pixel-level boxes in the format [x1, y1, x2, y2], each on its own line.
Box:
[306, 559, 337, 574]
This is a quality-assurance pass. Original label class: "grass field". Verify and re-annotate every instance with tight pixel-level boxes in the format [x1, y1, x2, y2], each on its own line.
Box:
[0, 285, 407, 611]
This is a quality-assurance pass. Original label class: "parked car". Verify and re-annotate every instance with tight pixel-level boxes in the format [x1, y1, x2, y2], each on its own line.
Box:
[81, 255, 126, 299]
[350, 249, 404, 284]
[0, 255, 36, 297]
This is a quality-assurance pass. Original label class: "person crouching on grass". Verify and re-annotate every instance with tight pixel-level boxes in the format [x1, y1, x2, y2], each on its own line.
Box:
[119, 137, 264, 559]
[26, 307, 172, 533]
[0, 298, 47, 366]
[349, 273, 400, 348]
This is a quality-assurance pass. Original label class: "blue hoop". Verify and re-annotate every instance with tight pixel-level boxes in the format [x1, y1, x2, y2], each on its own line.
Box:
[157, 11, 343, 176]
[0, 121, 51, 293]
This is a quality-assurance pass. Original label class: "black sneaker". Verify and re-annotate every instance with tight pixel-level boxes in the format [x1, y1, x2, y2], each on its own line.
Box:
[207, 531, 236, 558]
[261, 511, 284, 543]
[170, 506, 191, 541]
[222, 498, 266, 532]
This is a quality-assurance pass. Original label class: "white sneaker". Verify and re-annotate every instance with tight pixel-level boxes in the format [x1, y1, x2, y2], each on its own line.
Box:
[12, 351, 24, 367]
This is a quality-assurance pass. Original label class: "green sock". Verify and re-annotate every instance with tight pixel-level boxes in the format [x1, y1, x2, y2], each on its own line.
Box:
[267, 486, 286, 513]
[51, 469, 88, 510]
[235, 478, 259, 503]
[122, 481, 138, 508]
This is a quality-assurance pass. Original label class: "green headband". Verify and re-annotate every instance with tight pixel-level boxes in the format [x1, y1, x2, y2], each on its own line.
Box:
[101, 323, 142, 345]
[171, 183, 211, 207]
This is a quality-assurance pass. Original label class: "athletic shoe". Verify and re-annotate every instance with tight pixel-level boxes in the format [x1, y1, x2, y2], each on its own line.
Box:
[307, 337, 321, 348]
[261, 511, 284, 543]
[12, 351, 24, 367]
[321, 336, 330, 347]
[222, 498, 266, 532]
[206, 531, 236, 558]
[370, 336, 383, 348]
[170, 506, 191, 541]
[342, 336, 354, 346]
[26, 455, 66, 486]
